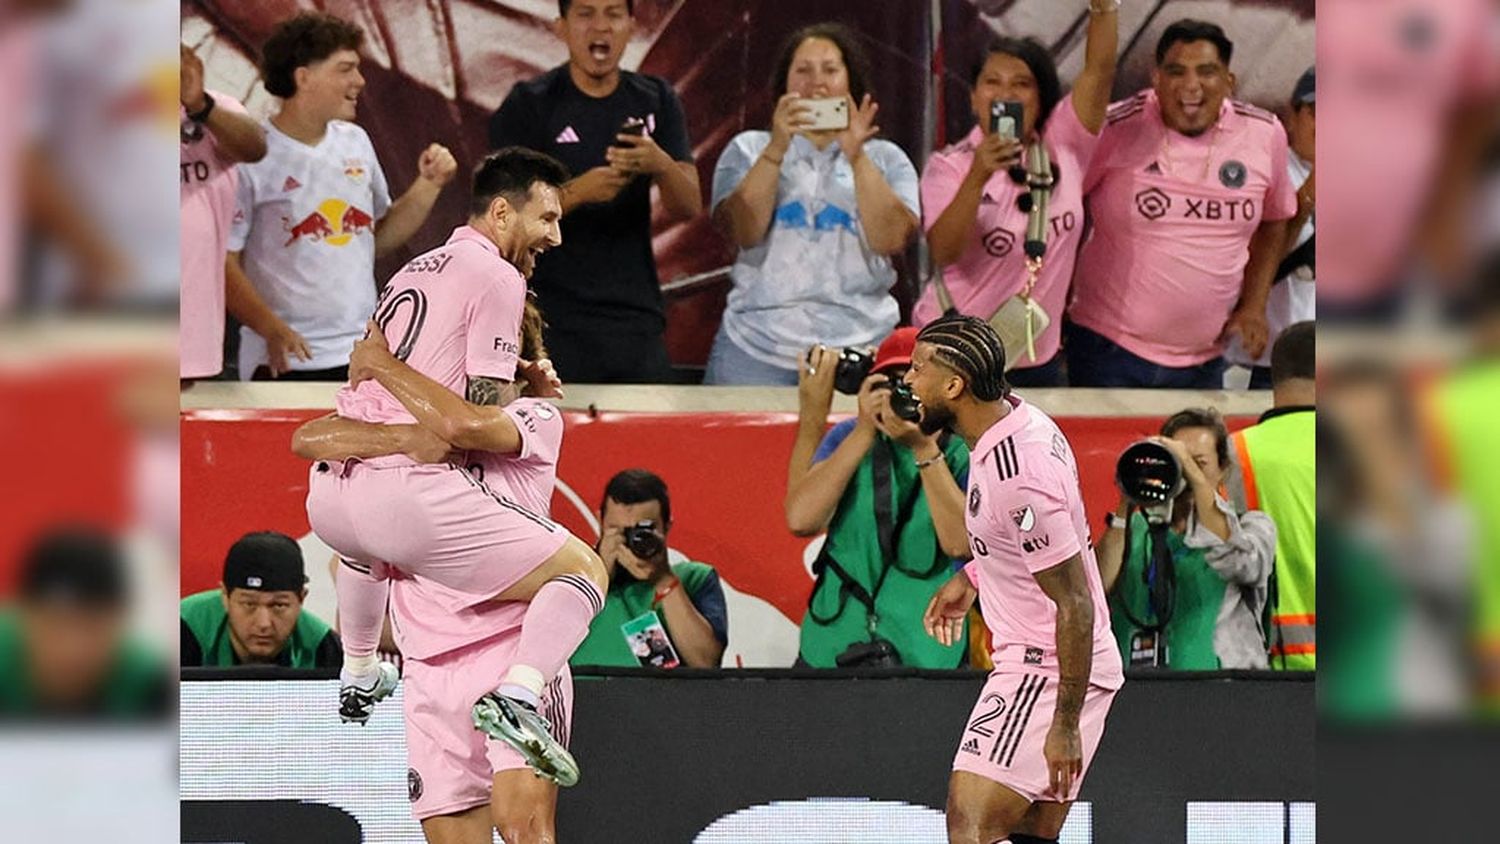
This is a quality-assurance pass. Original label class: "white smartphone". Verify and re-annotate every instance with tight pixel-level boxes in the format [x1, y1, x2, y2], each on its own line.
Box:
[801, 97, 850, 131]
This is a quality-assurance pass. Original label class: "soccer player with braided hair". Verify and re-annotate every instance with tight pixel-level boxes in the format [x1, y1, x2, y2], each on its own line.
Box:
[903, 315, 1124, 844]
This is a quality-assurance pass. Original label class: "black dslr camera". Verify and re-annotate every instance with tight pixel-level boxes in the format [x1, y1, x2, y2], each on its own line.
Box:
[817, 347, 921, 423]
[834, 637, 902, 668]
[622, 521, 664, 560]
[1115, 440, 1184, 517]
[827, 347, 874, 395]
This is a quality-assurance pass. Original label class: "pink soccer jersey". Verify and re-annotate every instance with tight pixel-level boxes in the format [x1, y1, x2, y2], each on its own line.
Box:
[335, 225, 525, 430]
[913, 94, 1101, 368]
[389, 397, 565, 661]
[1068, 90, 1298, 367]
[1318, 0, 1500, 304]
[963, 395, 1123, 689]
[179, 90, 251, 379]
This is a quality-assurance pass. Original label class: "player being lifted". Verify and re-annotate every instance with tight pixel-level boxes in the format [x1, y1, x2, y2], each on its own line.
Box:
[300, 148, 603, 789]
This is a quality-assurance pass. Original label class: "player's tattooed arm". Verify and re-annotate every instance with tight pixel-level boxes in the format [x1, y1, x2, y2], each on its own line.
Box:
[367, 368, 520, 454]
[1033, 553, 1095, 726]
[466, 375, 505, 406]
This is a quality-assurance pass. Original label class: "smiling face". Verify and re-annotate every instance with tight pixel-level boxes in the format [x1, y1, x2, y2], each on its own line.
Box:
[501, 183, 563, 278]
[294, 48, 364, 122]
[971, 52, 1041, 141]
[558, 0, 633, 83]
[903, 342, 965, 436]
[1153, 39, 1233, 136]
[785, 37, 849, 100]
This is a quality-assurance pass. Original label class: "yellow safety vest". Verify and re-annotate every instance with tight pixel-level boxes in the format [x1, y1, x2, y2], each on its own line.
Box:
[1229, 407, 1316, 670]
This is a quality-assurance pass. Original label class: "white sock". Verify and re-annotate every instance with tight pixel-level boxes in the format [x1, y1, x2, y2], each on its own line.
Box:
[498, 665, 544, 708]
[343, 652, 378, 677]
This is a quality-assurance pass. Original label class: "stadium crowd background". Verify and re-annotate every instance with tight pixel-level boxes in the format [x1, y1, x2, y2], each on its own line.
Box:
[0, 0, 1497, 841]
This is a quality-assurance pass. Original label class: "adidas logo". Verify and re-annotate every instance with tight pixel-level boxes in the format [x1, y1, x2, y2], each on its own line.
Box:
[555, 126, 581, 144]
[960, 738, 981, 755]
[980, 193, 998, 205]
[1144, 162, 1162, 175]
[283, 175, 301, 191]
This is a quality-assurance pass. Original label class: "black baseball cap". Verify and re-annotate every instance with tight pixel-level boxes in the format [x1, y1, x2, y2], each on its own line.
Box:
[1292, 66, 1315, 105]
[223, 531, 307, 593]
[18, 526, 126, 607]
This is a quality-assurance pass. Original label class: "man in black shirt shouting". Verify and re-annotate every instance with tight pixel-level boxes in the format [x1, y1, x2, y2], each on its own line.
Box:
[489, 0, 701, 383]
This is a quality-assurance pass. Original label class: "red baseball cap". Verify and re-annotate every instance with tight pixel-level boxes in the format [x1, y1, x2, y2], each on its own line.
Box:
[872, 327, 918, 373]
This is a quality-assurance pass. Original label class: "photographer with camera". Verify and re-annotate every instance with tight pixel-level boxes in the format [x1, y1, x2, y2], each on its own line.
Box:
[786, 328, 972, 668]
[572, 469, 728, 668]
[489, 0, 701, 383]
[705, 22, 921, 385]
[1098, 408, 1277, 670]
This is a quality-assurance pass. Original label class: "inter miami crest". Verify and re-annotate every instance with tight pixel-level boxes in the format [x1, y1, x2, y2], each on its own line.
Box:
[1219, 160, 1247, 189]
[408, 768, 423, 802]
[969, 485, 982, 516]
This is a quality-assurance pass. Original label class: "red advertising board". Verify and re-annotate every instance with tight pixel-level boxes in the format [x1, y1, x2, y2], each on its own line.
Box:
[181, 408, 1254, 628]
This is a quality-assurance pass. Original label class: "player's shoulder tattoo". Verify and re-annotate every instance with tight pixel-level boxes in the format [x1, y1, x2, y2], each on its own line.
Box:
[466, 375, 506, 406]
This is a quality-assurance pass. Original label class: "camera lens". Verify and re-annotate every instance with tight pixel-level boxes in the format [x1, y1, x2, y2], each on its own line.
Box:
[1115, 440, 1184, 505]
[624, 522, 663, 559]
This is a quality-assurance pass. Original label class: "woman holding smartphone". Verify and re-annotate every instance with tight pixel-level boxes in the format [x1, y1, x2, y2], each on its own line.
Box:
[915, 2, 1119, 387]
[707, 23, 921, 386]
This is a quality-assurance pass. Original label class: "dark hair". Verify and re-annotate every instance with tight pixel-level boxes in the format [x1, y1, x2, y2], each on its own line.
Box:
[915, 314, 1009, 401]
[972, 36, 1063, 130]
[559, 0, 633, 17]
[260, 12, 366, 99]
[520, 296, 548, 363]
[1155, 19, 1234, 67]
[772, 23, 872, 103]
[1160, 408, 1231, 471]
[601, 469, 671, 528]
[19, 526, 126, 607]
[1271, 321, 1315, 385]
[469, 147, 571, 216]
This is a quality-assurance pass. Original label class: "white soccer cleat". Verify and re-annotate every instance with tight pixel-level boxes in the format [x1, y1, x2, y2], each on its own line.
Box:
[339, 661, 399, 725]
[472, 692, 579, 787]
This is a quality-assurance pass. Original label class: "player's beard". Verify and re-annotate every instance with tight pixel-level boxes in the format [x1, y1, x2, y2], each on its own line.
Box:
[917, 399, 954, 436]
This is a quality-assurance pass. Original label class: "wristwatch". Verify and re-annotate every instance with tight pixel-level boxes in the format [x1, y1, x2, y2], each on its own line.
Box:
[185, 92, 216, 124]
[1105, 512, 1127, 531]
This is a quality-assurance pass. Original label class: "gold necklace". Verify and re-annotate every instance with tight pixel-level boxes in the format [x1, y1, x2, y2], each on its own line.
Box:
[1158, 122, 1220, 183]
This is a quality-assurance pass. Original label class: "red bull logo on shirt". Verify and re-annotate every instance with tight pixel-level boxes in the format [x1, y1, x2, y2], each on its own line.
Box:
[283, 199, 375, 247]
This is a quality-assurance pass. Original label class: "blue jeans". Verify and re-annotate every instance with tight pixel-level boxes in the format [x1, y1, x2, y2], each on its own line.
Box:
[1063, 322, 1226, 389]
[703, 325, 800, 386]
[1006, 353, 1066, 388]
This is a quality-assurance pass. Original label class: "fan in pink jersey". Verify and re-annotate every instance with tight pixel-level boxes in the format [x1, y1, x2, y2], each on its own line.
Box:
[1067, 19, 1298, 389]
[901, 314, 1123, 844]
[179, 44, 266, 380]
[297, 149, 607, 793]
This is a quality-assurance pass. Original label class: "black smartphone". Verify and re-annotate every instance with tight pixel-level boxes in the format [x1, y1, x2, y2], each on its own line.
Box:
[612, 116, 647, 147]
[989, 100, 1024, 139]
